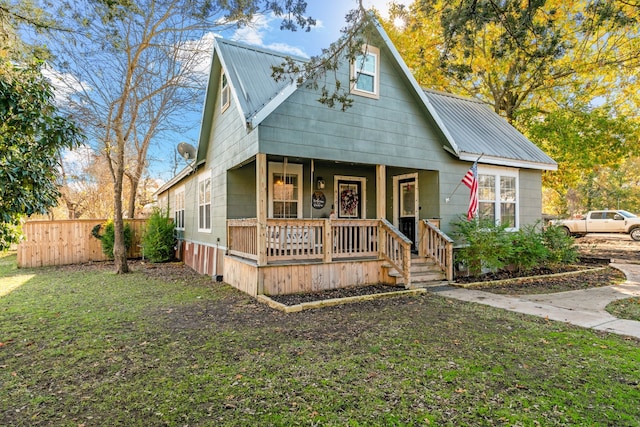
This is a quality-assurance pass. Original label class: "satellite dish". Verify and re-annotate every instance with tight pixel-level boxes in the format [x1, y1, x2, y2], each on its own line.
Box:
[177, 142, 197, 160]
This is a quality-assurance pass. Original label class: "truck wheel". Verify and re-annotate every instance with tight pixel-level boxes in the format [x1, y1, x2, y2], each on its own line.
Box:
[630, 228, 640, 241]
[560, 227, 572, 237]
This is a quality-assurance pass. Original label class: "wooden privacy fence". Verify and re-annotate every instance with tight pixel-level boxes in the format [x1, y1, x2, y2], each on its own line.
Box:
[17, 219, 147, 268]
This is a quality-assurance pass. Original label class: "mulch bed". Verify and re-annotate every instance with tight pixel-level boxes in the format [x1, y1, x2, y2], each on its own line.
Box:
[266, 250, 633, 305]
[268, 284, 404, 306]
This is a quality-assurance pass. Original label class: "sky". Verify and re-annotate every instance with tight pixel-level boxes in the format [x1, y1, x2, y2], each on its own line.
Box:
[220, 0, 401, 58]
[141, 0, 409, 182]
[57, 0, 409, 183]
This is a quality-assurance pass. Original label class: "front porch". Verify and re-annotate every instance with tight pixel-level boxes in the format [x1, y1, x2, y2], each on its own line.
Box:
[225, 218, 453, 296]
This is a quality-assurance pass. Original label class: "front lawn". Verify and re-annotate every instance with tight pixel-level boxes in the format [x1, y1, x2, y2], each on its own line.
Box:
[1, 252, 639, 426]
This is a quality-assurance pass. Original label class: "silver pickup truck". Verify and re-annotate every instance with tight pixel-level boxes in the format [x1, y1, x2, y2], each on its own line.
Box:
[549, 210, 640, 241]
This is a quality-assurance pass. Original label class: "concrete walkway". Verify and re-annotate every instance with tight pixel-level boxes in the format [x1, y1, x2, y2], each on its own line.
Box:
[431, 263, 640, 339]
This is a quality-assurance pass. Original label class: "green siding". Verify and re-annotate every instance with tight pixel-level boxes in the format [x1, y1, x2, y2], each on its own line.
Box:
[228, 163, 257, 219]
[160, 34, 547, 249]
[259, 41, 452, 170]
[519, 169, 544, 226]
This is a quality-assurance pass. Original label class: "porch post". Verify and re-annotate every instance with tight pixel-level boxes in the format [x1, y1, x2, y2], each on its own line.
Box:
[376, 164, 386, 219]
[256, 153, 267, 266]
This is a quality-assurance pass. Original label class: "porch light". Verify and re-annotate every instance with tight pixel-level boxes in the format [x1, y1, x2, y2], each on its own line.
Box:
[316, 177, 325, 189]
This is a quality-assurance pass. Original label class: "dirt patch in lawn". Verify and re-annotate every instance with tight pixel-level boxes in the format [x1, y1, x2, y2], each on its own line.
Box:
[574, 233, 640, 263]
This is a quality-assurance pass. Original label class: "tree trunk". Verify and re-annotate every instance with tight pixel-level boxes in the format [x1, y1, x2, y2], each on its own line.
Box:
[113, 159, 129, 274]
[126, 173, 139, 219]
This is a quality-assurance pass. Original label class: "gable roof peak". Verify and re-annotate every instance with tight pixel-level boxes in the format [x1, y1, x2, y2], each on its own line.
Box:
[215, 37, 308, 62]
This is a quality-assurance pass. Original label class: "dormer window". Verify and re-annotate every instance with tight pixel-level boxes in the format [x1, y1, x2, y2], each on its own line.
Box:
[221, 72, 230, 112]
[351, 45, 380, 99]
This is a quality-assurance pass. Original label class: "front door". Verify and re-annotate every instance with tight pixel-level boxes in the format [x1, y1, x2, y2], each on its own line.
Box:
[336, 178, 364, 219]
[398, 177, 417, 250]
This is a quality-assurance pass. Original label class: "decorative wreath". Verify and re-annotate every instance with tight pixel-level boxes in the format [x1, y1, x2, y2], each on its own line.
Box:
[340, 188, 359, 216]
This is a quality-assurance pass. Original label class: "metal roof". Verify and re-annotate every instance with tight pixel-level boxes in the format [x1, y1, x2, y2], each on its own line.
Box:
[423, 89, 557, 169]
[212, 33, 556, 171]
[215, 38, 304, 122]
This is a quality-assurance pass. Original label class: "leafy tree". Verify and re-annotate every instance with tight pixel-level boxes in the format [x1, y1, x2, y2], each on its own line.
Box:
[523, 107, 640, 215]
[384, 0, 640, 122]
[272, 0, 382, 111]
[379, 1, 640, 214]
[0, 2, 83, 250]
[45, 0, 315, 273]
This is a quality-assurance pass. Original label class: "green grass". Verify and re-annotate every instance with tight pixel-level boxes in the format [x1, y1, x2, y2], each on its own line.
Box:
[607, 297, 640, 321]
[1, 251, 639, 426]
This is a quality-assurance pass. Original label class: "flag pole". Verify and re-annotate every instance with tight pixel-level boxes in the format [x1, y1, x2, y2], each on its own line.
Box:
[445, 153, 484, 203]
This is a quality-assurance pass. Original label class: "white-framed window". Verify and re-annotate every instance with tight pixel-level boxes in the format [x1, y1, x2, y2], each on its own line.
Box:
[221, 72, 230, 112]
[478, 166, 519, 229]
[174, 187, 185, 230]
[268, 162, 303, 218]
[351, 45, 380, 99]
[198, 171, 212, 231]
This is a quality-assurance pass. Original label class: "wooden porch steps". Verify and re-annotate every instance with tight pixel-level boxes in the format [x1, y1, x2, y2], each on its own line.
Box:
[385, 255, 448, 289]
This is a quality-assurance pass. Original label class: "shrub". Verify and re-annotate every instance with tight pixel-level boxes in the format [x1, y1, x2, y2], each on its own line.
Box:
[452, 217, 512, 276]
[453, 218, 579, 278]
[94, 220, 132, 260]
[542, 224, 579, 266]
[506, 223, 550, 274]
[142, 209, 175, 263]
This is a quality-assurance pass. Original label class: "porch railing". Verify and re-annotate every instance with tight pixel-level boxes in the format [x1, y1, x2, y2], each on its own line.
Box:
[418, 219, 454, 281]
[227, 219, 258, 260]
[266, 219, 325, 261]
[379, 219, 412, 286]
[227, 218, 411, 281]
[332, 219, 379, 259]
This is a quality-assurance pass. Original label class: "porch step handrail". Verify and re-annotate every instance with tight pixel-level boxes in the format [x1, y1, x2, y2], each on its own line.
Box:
[418, 219, 454, 281]
[379, 218, 412, 286]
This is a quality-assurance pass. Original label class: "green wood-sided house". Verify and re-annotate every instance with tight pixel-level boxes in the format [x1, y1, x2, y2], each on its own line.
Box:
[156, 18, 557, 296]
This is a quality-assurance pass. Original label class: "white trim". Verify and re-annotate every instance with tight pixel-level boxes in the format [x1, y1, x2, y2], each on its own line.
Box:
[334, 175, 367, 219]
[220, 71, 230, 113]
[458, 152, 557, 171]
[268, 161, 303, 218]
[248, 83, 299, 129]
[477, 165, 519, 230]
[213, 39, 249, 130]
[392, 173, 419, 242]
[173, 185, 185, 230]
[197, 170, 212, 232]
[351, 45, 380, 99]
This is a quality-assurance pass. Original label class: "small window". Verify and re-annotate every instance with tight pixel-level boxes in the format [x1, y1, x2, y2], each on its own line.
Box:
[221, 72, 230, 112]
[351, 45, 380, 99]
[198, 172, 211, 231]
[174, 188, 185, 230]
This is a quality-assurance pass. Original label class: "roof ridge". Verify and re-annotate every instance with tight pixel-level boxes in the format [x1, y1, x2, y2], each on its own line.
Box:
[216, 37, 308, 62]
[422, 88, 486, 105]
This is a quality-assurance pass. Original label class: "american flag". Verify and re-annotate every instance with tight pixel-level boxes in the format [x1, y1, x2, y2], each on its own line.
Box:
[462, 162, 478, 220]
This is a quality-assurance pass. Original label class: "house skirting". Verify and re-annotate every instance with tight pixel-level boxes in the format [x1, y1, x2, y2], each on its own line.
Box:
[224, 256, 395, 296]
[180, 240, 224, 279]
